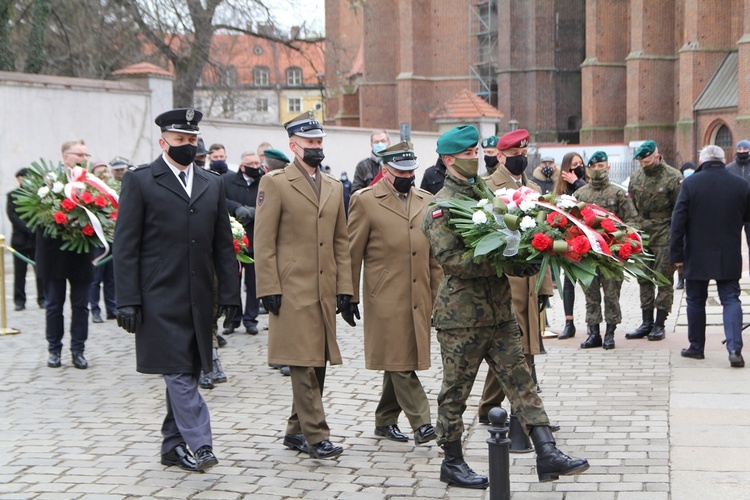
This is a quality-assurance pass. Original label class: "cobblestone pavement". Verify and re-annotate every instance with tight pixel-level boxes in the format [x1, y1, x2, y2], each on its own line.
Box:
[1, 258, 749, 499]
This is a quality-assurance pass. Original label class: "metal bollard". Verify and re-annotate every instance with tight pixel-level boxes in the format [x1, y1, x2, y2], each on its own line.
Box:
[486, 407, 510, 500]
[0, 235, 21, 336]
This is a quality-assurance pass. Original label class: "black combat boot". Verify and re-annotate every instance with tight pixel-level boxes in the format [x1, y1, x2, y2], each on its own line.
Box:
[625, 309, 653, 339]
[603, 324, 616, 350]
[648, 310, 668, 341]
[580, 324, 602, 349]
[439, 441, 489, 489]
[199, 370, 214, 389]
[558, 319, 576, 339]
[675, 274, 684, 290]
[530, 426, 590, 482]
[211, 348, 227, 383]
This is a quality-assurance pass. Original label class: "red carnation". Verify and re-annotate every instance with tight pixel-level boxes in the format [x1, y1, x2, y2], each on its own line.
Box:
[242, 235, 249, 247]
[580, 207, 596, 226]
[630, 241, 642, 253]
[563, 251, 582, 262]
[82, 224, 95, 236]
[94, 195, 107, 208]
[618, 244, 632, 259]
[109, 210, 118, 221]
[546, 212, 569, 229]
[81, 192, 94, 204]
[531, 233, 553, 252]
[600, 218, 616, 232]
[569, 235, 591, 255]
[53, 211, 68, 224]
[233, 239, 241, 254]
[61, 199, 76, 212]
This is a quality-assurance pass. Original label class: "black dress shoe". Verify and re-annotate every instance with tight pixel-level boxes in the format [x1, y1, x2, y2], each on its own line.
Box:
[194, 445, 218, 471]
[14, 304, 24, 311]
[478, 415, 490, 425]
[47, 352, 61, 368]
[414, 424, 436, 445]
[308, 440, 343, 459]
[729, 351, 745, 368]
[681, 347, 705, 360]
[374, 424, 409, 442]
[280, 366, 291, 376]
[161, 443, 197, 471]
[92, 312, 104, 323]
[222, 325, 236, 335]
[283, 433, 309, 453]
[71, 351, 88, 369]
[217, 335, 227, 348]
[245, 325, 259, 335]
[199, 370, 214, 389]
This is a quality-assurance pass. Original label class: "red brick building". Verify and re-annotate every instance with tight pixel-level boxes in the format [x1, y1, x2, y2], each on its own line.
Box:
[326, 0, 747, 163]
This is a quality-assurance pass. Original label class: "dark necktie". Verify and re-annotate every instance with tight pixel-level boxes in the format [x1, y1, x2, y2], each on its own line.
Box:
[179, 171, 187, 186]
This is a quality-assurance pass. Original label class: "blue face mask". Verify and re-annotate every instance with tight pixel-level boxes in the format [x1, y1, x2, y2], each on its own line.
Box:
[683, 169, 695, 178]
[372, 142, 388, 154]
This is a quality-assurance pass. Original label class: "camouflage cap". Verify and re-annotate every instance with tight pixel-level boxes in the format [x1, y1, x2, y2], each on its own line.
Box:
[633, 140, 657, 160]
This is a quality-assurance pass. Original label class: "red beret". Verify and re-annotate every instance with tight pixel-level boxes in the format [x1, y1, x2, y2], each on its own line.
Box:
[497, 129, 530, 151]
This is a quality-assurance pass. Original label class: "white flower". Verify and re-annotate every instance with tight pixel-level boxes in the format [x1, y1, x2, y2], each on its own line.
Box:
[525, 191, 540, 201]
[494, 188, 512, 198]
[556, 194, 577, 209]
[229, 216, 246, 239]
[472, 210, 488, 225]
[519, 216, 536, 231]
[519, 199, 536, 212]
[37, 186, 50, 198]
[51, 181, 64, 194]
[477, 199, 489, 207]
[47, 171, 57, 181]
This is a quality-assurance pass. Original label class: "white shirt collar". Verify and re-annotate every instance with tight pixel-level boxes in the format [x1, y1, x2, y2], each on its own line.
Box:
[162, 153, 193, 196]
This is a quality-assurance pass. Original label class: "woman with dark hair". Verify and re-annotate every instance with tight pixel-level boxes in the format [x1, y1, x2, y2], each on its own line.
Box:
[552, 152, 587, 339]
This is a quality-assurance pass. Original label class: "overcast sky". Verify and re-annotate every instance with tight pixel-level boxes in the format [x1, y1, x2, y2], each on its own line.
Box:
[268, 0, 325, 35]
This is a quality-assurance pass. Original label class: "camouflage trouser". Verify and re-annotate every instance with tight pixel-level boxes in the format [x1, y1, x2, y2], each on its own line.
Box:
[436, 321, 549, 445]
[583, 271, 624, 325]
[637, 245, 675, 312]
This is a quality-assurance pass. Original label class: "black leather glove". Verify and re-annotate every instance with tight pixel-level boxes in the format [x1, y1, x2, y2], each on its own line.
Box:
[235, 205, 255, 222]
[505, 264, 541, 278]
[538, 294, 551, 313]
[261, 295, 282, 316]
[336, 294, 352, 314]
[116, 305, 141, 334]
[341, 302, 360, 327]
[217, 305, 240, 327]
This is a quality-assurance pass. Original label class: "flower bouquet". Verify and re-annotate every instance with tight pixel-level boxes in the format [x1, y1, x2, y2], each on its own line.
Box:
[229, 215, 253, 264]
[13, 159, 119, 257]
[435, 180, 667, 292]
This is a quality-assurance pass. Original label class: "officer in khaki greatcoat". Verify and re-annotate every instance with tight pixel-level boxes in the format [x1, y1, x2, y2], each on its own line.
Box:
[346, 142, 443, 446]
[477, 129, 553, 423]
[254, 111, 353, 460]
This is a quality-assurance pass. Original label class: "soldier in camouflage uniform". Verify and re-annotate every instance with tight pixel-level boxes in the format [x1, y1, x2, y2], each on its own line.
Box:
[574, 151, 637, 350]
[625, 141, 682, 341]
[420, 125, 589, 489]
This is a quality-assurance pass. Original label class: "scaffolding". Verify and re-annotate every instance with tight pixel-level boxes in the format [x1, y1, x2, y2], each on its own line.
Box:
[469, 0, 498, 106]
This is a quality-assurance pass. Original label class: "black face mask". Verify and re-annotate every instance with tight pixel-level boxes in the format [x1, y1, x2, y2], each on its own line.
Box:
[298, 147, 325, 168]
[194, 158, 206, 168]
[392, 175, 415, 194]
[245, 167, 263, 179]
[504, 154, 528, 176]
[210, 160, 228, 174]
[737, 152, 750, 162]
[573, 166, 585, 179]
[165, 141, 198, 167]
[484, 155, 499, 171]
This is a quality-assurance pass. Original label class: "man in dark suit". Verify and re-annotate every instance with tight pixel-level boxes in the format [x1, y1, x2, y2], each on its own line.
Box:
[38, 140, 94, 370]
[222, 150, 263, 335]
[113, 108, 240, 472]
[7, 168, 44, 311]
[671, 145, 750, 368]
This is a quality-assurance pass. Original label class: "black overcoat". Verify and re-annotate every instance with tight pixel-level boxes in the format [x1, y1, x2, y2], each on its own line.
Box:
[35, 231, 93, 281]
[113, 157, 240, 375]
[7, 188, 36, 250]
[670, 162, 750, 281]
[222, 171, 261, 254]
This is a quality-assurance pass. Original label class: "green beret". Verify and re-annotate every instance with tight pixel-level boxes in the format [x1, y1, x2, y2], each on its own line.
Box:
[436, 125, 479, 155]
[481, 135, 498, 149]
[263, 149, 290, 163]
[633, 140, 657, 160]
[588, 151, 608, 166]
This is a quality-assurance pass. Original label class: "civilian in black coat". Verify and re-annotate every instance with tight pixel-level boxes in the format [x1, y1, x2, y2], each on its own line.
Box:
[222, 151, 263, 334]
[670, 145, 750, 368]
[113, 108, 240, 472]
[7, 168, 44, 310]
[419, 156, 447, 195]
[38, 141, 95, 370]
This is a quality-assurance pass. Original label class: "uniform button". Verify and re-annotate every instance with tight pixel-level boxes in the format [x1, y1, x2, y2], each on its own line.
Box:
[413, 305, 417, 309]
[320, 270, 323, 274]
[409, 224, 413, 229]
[190, 209, 195, 214]
[192, 270, 196, 276]
[191, 240, 196, 245]
[320, 242, 324, 246]
[412, 251, 416, 256]
[412, 278, 417, 283]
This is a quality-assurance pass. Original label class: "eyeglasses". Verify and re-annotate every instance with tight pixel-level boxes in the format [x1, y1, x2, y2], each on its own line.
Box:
[241, 163, 261, 168]
[65, 151, 91, 158]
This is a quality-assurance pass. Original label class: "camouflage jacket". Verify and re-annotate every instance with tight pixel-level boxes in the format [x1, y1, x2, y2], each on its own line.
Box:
[628, 160, 681, 246]
[574, 177, 637, 223]
[420, 173, 515, 329]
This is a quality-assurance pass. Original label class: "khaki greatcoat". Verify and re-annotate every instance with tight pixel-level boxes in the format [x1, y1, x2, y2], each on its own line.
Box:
[485, 167, 553, 355]
[254, 162, 353, 367]
[348, 182, 443, 371]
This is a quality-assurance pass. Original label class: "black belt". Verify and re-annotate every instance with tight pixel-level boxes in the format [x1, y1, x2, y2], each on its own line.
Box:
[642, 211, 671, 219]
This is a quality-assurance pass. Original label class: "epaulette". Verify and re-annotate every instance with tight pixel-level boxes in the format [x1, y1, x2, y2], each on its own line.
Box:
[130, 163, 148, 171]
[268, 169, 285, 176]
[416, 187, 433, 197]
[205, 168, 221, 176]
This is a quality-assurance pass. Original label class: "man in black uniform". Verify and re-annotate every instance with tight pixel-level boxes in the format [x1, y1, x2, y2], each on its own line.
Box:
[114, 108, 240, 472]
